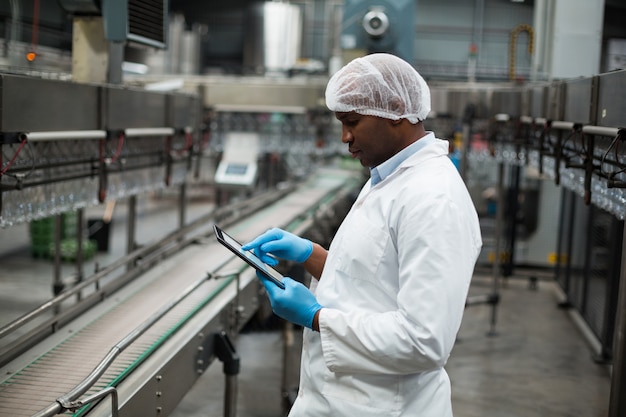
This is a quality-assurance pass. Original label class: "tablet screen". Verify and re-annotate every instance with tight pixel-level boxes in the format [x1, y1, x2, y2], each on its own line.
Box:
[214, 225, 285, 288]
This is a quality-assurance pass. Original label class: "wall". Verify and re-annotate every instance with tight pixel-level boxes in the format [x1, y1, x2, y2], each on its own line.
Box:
[548, 0, 604, 79]
[414, 0, 535, 81]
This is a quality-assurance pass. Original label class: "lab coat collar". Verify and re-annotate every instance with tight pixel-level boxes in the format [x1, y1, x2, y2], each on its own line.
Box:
[370, 132, 437, 185]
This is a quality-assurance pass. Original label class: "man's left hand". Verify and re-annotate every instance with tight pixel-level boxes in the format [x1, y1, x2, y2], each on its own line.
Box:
[258, 272, 322, 330]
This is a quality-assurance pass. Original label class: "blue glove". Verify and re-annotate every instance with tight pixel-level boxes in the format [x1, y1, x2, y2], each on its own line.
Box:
[242, 228, 313, 266]
[257, 272, 322, 329]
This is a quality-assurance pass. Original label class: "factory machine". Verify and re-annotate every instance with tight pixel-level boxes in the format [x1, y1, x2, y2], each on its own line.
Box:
[482, 69, 626, 416]
[0, 74, 362, 417]
[389, 68, 626, 417]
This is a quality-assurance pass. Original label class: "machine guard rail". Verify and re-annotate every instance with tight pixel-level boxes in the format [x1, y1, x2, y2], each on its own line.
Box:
[0, 185, 295, 367]
[31, 256, 236, 417]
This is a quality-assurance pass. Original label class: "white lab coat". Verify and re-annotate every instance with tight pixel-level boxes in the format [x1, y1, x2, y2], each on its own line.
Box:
[289, 138, 482, 417]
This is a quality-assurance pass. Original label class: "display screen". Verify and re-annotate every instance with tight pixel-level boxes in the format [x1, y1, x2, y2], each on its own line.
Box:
[214, 225, 285, 288]
[225, 163, 248, 176]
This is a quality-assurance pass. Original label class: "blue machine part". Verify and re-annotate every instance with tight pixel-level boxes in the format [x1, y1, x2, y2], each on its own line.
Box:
[341, 0, 416, 63]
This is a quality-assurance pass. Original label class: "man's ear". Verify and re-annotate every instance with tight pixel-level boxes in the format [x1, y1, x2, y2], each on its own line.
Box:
[389, 96, 405, 114]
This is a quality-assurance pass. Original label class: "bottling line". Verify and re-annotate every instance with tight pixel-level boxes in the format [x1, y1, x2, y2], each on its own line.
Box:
[0, 61, 360, 417]
[476, 69, 626, 417]
[0, 3, 358, 416]
[0, 0, 625, 416]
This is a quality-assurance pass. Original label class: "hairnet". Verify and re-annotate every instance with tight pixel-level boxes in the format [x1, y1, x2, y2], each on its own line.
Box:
[325, 53, 431, 124]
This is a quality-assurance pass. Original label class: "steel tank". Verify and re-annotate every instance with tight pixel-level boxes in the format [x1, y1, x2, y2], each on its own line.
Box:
[243, 2, 302, 74]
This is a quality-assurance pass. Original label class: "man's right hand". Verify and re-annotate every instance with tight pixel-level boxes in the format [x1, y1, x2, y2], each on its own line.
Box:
[242, 228, 313, 266]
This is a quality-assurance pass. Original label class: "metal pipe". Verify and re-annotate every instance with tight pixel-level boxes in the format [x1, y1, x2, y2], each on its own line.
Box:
[124, 127, 175, 137]
[582, 125, 619, 137]
[551, 121, 575, 131]
[212, 104, 307, 114]
[56, 349, 121, 410]
[3, 149, 161, 176]
[74, 386, 119, 417]
[509, 24, 534, 81]
[21, 130, 107, 142]
[1, 157, 164, 192]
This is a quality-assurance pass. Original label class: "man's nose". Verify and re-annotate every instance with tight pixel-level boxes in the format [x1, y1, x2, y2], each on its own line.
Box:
[341, 127, 352, 143]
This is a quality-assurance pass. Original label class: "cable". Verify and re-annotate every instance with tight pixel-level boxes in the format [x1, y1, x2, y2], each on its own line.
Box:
[601, 129, 625, 179]
[0, 138, 28, 176]
[168, 131, 195, 157]
[100, 132, 125, 164]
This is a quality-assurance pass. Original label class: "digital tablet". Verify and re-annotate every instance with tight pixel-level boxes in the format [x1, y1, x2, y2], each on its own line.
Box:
[214, 224, 285, 289]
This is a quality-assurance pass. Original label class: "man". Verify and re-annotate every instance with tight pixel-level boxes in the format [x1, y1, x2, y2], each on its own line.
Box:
[242, 53, 482, 417]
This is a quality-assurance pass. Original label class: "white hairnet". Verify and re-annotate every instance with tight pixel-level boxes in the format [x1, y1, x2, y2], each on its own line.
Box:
[325, 53, 431, 124]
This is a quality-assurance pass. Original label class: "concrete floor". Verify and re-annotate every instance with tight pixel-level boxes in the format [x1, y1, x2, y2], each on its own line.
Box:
[0, 191, 613, 417]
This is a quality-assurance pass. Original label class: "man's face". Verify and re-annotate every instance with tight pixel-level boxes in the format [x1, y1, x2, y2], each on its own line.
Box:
[335, 112, 403, 168]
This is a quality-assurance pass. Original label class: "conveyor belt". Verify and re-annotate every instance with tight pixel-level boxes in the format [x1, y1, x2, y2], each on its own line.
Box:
[0, 167, 362, 417]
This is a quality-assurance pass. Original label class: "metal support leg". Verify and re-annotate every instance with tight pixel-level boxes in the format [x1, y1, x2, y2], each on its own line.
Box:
[488, 162, 505, 336]
[126, 195, 137, 272]
[609, 228, 626, 417]
[179, 182, 187, 232]
[75, 208, 84, 301]
[215, 331, 240, 417]
[53, 213, 64, 296]
[281, 320, 297, 413]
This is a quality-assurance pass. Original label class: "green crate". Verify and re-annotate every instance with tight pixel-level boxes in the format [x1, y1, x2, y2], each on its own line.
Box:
[48, 239, 97, 262]
[62, 212, 78, 238]
[30, 218, 55, 236]
[30, 212, 82, 256]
